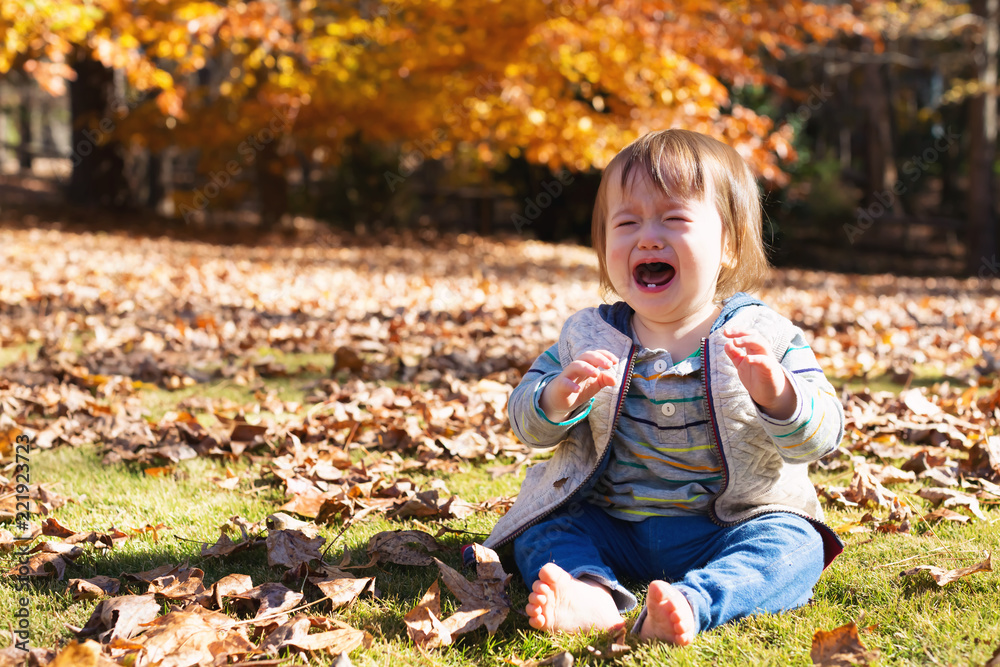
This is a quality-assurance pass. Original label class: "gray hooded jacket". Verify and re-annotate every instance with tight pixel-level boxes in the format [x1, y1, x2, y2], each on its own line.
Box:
[483, 294, 845, 566]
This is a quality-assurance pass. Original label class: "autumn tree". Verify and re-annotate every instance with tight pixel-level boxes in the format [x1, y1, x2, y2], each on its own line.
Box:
[1, 0, 972, 236]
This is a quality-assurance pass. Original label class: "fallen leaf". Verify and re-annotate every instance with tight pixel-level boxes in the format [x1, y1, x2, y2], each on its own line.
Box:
[207, 572, 254, 609]
[110, 607, 253, 667]
[367, 529, 442, 566]
[266, 512, 320, 536]
[922, 507, 970, 524]
[266, 528, 326, 569]
[148, 566, 206, 602]
[810, 622, 880, 666]
[309, 574, 375, 610]
[917, 487, 987, 520]
[260, 614, 311, 655]
[49, 639, 118, 667]
[586, 625, 632, 659]
[506, 651, 575, 667]
[431, 544, 512, 639]
[67, 576, 120, 601]
[7, 551, 72, 579]
[842, 463, 896, 508]
[229, 581, 304, 620]
[404, 580, 452, 649]
[901, 553, 992, 586]
[74, 594, 161, 642]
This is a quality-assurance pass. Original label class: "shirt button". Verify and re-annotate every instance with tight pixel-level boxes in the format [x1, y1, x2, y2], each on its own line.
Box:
[661, 403, 676, 417]
[653, 359, 668, 373]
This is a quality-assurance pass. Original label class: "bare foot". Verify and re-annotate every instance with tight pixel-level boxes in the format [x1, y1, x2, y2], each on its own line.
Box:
[638, 581, 697, 645]
[525, 563, 625, 633]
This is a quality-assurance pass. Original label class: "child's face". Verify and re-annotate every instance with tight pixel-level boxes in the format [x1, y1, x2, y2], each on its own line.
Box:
[604, 166, 728, 328]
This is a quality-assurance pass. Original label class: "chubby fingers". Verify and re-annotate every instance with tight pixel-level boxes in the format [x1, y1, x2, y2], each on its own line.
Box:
[560, 350, 618, 388]
[722, 329, 773, 358]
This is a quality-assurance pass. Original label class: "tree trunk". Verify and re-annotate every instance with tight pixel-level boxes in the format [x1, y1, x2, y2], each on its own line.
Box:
[68, 48, 130, 207]
[18, 84, 32, 171]
[968, 0, 999, 275]
[862, 51, 898, 214]
[256, 139, 288, 230]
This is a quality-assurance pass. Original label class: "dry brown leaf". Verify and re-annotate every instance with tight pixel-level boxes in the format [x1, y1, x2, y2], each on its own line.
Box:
[148, 566, 206, 602]
[7, 551, 71, 579]
[123, 562, 185, 584]
[506, 651, 575, 667]
[843, 464, 896, 508]
[900, 552, 992, 586]
[922, 507, 970, 524]
[68, 576, 120, 601]
[367, 529, 442, 566]
[309, 574, 375, 610]
[110, 607, 253, 667]
[432, 544, 512, 639]
[810, 622, 880, 666]
[286, 627, 370, 654]
[74, 594, 161, 643]
[404, 580, 452, 649]
[266, 528, 326, 569]
[963, 435, 1000, 480]
[869, 464, 916, 485]
[40, 516, 77, 538]
[260, 614, 312, 654]
[916, 487, 987, 520]
[49, 639, 118, 667]
[586, 625, 632, 660]
[229, 581, 304, 620]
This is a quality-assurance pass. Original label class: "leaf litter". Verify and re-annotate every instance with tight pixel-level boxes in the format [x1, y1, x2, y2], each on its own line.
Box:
[0, 227, 997, 663]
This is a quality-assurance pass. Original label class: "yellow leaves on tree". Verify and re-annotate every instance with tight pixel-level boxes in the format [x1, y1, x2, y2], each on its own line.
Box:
[0, 0, 966, 181]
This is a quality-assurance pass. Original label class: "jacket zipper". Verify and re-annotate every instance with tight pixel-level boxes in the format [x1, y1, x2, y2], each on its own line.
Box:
[703, 337, 730, 528]
[704, 336, 842, 550]
[495, 342, 639, 548]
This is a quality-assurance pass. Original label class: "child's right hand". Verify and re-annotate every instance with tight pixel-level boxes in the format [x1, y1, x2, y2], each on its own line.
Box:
[538, 350, 619, 422]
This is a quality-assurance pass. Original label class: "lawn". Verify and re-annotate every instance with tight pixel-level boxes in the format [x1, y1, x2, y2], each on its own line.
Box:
[1, 223, 998, 666]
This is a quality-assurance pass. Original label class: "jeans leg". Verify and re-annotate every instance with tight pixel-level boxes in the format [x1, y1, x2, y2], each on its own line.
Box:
[513, 501, 642, 612]
[671, 513, 825, 633]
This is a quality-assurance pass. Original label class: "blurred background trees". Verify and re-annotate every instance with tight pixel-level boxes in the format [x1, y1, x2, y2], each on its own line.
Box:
[0, 0, 996, 276]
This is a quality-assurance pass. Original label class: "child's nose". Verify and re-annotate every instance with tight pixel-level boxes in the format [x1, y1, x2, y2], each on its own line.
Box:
[637, 226, 664, 249]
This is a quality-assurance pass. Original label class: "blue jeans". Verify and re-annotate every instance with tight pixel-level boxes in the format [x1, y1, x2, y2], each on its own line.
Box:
[513, 501, 824, 634]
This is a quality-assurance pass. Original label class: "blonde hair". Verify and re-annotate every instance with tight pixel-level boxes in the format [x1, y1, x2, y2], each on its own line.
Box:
[592, 129, 770, 301]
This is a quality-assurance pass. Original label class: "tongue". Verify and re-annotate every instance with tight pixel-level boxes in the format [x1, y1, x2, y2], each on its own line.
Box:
[636, 262, 675, 286]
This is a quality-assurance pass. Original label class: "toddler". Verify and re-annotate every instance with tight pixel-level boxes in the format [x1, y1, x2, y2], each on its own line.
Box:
[481, 129, 845, 644]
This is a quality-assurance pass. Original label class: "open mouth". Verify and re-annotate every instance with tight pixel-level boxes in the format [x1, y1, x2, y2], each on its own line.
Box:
[633, 261, 676, 290]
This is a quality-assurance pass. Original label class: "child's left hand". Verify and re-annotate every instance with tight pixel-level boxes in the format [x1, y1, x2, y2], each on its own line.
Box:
[722, 328, 796, 420]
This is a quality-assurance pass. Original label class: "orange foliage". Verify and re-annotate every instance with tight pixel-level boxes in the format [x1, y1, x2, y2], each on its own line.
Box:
[0, 0, 964, 182]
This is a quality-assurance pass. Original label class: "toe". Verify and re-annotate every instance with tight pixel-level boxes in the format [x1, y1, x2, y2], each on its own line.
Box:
[527, 591, 547, 607]
[537, 562, 569, 586]
[647, 580, 670, 605]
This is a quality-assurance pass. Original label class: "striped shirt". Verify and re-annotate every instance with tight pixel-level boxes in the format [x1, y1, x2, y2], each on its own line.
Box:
[509, 322, 843, 521]
[588, 329, 720, 519]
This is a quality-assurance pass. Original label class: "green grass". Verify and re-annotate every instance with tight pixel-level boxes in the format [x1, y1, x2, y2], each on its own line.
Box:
[2, 366, 999, 666]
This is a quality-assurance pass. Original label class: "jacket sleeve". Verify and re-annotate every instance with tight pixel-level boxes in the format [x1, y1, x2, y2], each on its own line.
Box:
[755, 328, 845, 463]
[508, 343, 594, 448]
